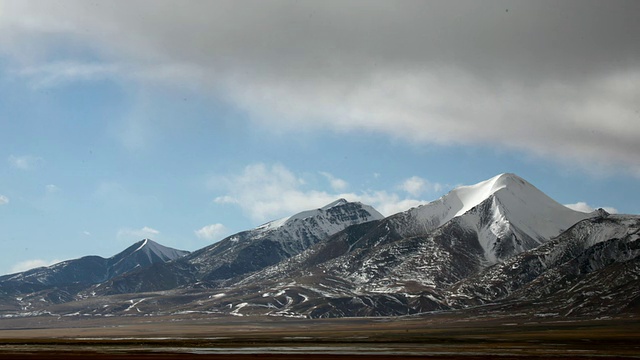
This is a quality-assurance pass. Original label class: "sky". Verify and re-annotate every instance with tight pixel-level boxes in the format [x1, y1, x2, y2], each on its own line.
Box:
[0, 0, 638, 275]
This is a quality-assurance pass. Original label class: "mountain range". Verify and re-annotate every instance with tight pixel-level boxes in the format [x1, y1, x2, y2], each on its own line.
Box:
[1, 173, 638, 320]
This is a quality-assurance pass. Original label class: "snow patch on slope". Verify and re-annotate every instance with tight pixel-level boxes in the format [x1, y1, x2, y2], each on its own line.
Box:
[255, 216, 291, 232]
[451, 173, 512, 218]
[134, 239, 148, 252]
[132, 239, 189, 262]
[490, 178, 591, 241]
[407, 173, 520, 230]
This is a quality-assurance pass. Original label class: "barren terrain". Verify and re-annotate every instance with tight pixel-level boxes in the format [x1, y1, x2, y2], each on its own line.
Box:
[1, 311, 639, 359]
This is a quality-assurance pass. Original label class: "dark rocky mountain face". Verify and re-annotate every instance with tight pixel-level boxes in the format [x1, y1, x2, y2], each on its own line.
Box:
[1, 174, 638, 321]
[447, 214, 640, 316]
[106, 239, 190, 279]
[91, 200, 385, 295]
[215, 174, 595, 317]
[0, 239, 188, 314]
[206, 212, 637, 319]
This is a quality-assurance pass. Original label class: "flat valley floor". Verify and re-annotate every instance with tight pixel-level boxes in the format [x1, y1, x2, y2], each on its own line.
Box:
[0, 313, 639, 359]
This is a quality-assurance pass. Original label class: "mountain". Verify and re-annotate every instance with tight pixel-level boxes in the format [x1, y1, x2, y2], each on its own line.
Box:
[0, 239, 188, 311]
[82, 173, 605, 318]
[90, 199, 384, 295]
[104, 239, 190, 279]
[387, 173, 591, 263]
[212, 173, 598, 317]
[1, 173, 637, 321]
[447, 212, 640, 316]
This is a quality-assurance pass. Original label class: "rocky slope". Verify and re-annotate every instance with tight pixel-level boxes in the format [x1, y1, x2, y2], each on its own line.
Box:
[89, 199, 384, 295]
[0, 239, 188, 315]
[1, 173, 636, 321]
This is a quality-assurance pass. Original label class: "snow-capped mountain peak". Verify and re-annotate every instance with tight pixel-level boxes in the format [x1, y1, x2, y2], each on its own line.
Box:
[103, 239, 189, 280]
[134, 238, 149, 252]
[111, 239, 189, 265]
[126, 238, 188, 261]
[486, 175, 590, 239]
[467, 174, 593, 263]
[121, 199, 387, 290]
[321, 198, 349, 210]
[255, 199, 383, 233]
[405, 173, 581, 232]
[401, 173, 522, 233]
[395, 173, 594, 264]
[448, 172, 523, 218]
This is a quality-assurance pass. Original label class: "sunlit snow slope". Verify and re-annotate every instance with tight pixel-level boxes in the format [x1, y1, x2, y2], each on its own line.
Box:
[396, 173, 592, 263]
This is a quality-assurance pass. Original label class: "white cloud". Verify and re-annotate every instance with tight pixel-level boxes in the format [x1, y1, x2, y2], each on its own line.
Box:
[194, 223, 228, 241]
[210, 163, 327, 221]
[399, 176, 444, 197]
[11, 258, 61, 273]
[564, 202, 594, 213]
[117, 226, 160, 240]
[320, 172, 348, 191]
[565, 202, 619, 214]
[0, 195, 8, 205]
[211, 163, 432, 222]
[354, 191, 426, 217]
[8, 154, 42, 170]
[83, 231, 91, 236]
[401, 176, 426, 196]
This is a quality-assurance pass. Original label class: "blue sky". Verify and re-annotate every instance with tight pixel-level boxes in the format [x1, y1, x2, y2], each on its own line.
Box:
[0, 1, 638, 275]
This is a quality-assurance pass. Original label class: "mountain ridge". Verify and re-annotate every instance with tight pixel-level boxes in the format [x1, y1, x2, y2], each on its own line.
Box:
[0, 239, 189, 310]
[88, 199, 384, 295]
[1, 173, 636, 321]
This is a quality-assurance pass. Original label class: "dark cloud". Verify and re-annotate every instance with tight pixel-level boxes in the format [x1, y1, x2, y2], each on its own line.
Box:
[2, 0, 639, 174]
[6, 1, 639, 80]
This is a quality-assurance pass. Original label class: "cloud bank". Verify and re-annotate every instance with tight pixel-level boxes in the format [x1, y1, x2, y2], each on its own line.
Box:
[211, 163, 440, 222]
[194, 223, 228, 241]
[400, 176, 444, 197]
[565, 202, 619, 215]
[2, 1, 639, 175]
